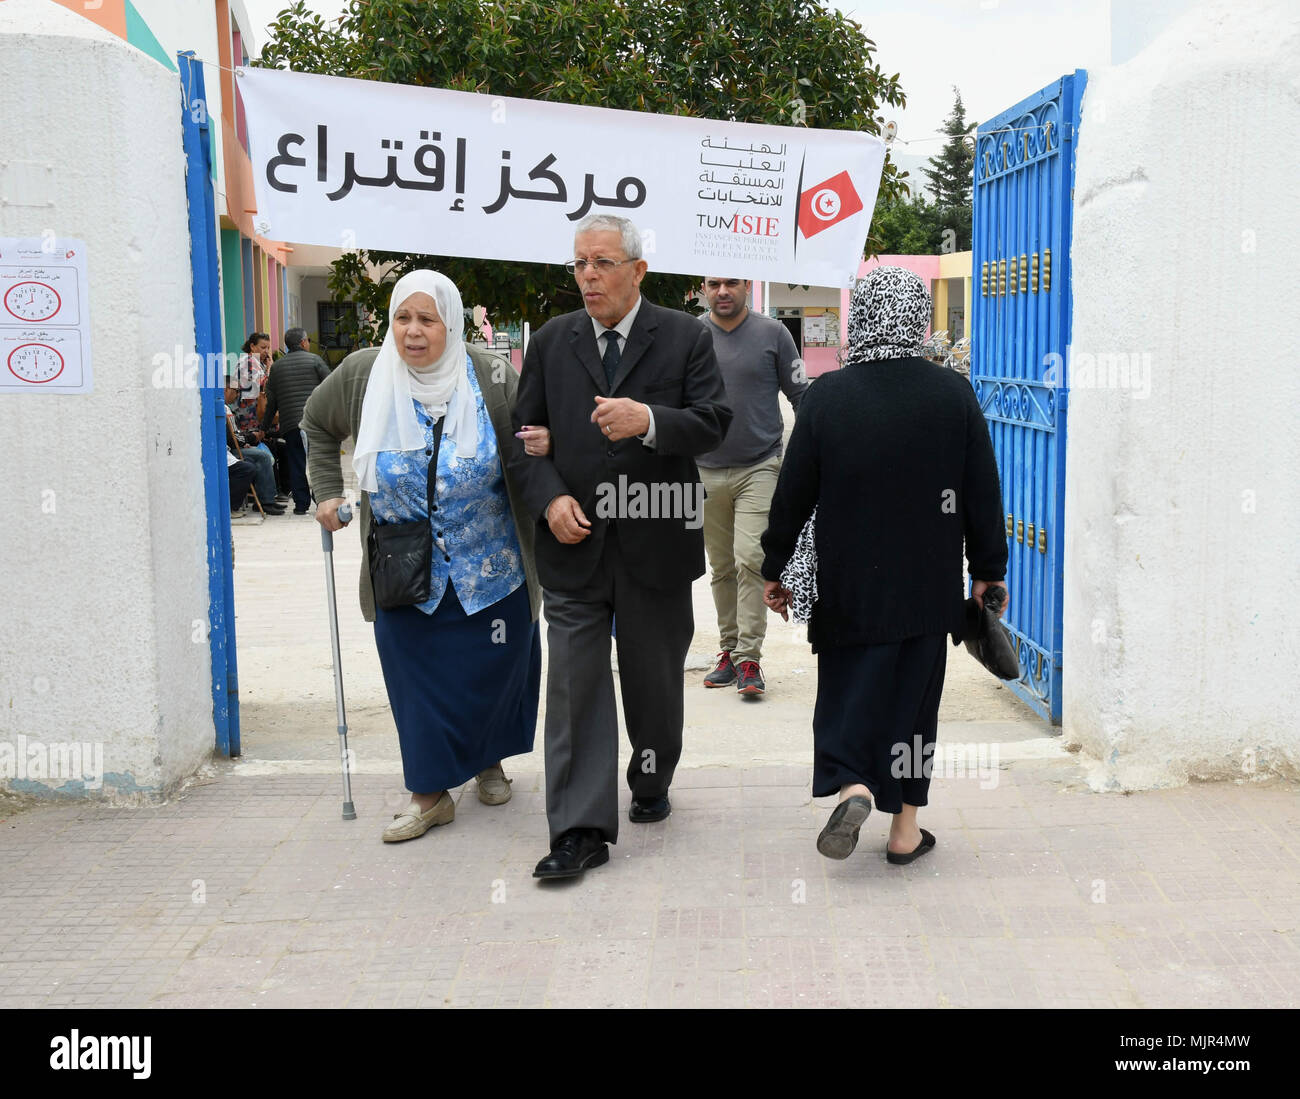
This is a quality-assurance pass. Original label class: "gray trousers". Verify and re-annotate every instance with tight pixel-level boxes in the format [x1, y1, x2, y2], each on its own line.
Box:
[541, 525, 694, 846]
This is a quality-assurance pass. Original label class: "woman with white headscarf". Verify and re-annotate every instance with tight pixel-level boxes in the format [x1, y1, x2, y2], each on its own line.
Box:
[302, 270, 544, 843]
[759, 266, 1009, 866]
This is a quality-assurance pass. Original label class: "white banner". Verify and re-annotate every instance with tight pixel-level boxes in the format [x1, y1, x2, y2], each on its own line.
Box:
[238, 68, 884, 287]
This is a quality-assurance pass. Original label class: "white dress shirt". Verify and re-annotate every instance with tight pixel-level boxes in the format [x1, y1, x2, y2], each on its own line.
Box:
[590, 297, 656, 447]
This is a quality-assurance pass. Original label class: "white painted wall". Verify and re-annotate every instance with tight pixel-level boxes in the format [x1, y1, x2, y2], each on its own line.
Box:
[126, 0, 289, 361]
[764, 285, 841, 310]
[129, 1, 229, 197]
[1063, 0, 1300, 787]
[1110, 0, 1198, 65]
[299, 275, 331, 347]
[127, 0, 261, 181]
[0, 0, 212, 797]
[281, 266, 306, 330]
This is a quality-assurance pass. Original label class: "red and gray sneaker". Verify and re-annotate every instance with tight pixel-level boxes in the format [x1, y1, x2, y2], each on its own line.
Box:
[703, 650, 737, 687]
[736, 660, 765, 697]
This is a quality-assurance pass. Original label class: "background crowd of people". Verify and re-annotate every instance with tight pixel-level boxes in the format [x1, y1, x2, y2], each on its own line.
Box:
[224, 329, 330, 516]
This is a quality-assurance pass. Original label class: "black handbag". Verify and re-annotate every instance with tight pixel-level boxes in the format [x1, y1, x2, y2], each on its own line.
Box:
[367, 417, 443, 610]
[962, 585, 1020, 680]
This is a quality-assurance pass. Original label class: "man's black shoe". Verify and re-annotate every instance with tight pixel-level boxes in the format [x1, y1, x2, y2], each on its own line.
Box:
[261, 503, 287, 515]
[628, 795, 671, 823]
[703, 650, 736, 687]
[533, 828, 609, 880]
[293, 507, 310, 515]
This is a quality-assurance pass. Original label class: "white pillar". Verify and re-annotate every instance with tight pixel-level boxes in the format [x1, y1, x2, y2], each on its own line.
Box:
[0, 1, 213, 798]
[1063, 0, 1300, 787]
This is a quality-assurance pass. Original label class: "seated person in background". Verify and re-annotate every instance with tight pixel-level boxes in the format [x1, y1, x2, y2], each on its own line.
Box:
[225, 361, 287, 504]
[227, 450, 255, 515]
[224, 396, 285, 515]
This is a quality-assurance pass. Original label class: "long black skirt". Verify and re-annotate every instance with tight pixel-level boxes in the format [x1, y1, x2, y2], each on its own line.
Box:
[373, 582, 540, 794]
[812, 633, 948, 813]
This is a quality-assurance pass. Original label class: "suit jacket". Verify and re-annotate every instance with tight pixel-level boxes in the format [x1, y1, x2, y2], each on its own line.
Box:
[300, 344, 540, 624]
[507, 298, 732, 592]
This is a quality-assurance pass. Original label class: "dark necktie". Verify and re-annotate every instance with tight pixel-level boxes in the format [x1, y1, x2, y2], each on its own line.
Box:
[602, 328, 621, 391]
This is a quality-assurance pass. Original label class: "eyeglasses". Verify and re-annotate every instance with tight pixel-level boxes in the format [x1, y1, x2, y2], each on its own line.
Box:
[565, 258, 636, 274]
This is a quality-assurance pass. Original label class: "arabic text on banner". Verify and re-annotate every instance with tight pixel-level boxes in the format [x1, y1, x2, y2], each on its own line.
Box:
[238, 68, 886, 288]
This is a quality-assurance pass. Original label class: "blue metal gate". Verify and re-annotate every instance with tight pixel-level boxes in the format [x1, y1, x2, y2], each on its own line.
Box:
[970, 70, 1086, 724]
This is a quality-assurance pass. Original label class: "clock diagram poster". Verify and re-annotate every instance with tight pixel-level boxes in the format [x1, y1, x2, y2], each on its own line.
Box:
[0, 237, 92, 394]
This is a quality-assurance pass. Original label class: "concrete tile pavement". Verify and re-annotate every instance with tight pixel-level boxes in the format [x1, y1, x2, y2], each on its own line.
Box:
[2, 758, 1298, 1008]
[3, 489, 1298, 1008]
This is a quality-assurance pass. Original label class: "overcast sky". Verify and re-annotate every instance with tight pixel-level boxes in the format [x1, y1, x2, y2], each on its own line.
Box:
[835, 0, 1109, 147]
[241, 0, 1111, 152]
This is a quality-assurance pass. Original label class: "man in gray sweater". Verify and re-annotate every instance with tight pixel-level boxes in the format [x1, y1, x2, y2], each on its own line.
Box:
[698, 277, 807, 698]
[262, 327, 330, 514]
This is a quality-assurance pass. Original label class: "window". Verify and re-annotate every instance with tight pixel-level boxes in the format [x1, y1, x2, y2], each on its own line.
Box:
[317, 302, 360, 350]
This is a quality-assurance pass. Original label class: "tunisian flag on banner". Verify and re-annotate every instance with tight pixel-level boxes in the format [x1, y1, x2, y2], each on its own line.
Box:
[797, 171, 865, 239]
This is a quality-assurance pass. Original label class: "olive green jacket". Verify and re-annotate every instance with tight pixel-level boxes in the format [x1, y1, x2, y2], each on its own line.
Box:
[301, 344, 541, 624]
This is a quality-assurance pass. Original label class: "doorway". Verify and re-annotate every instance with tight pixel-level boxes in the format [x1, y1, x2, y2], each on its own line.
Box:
[775, 308, 803, 354]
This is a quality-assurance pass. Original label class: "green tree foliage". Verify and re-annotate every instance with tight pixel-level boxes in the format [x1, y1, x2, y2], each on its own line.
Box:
[867, 88, 974, 257]
[868, 192, 944, 256]
[259, 0, 907, 338]
[920, 86, 974, 252]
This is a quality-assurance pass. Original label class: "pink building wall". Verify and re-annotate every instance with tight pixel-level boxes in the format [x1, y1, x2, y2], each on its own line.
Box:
[803, 348, 840, 377]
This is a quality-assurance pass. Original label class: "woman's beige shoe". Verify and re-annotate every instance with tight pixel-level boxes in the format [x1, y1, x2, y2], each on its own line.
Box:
[476, 764, 513, 806]
[382, 792, 454, 842]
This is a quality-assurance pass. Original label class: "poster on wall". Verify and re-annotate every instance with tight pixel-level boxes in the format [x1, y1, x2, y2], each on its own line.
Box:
[238, 68, 886, 288]
[0, 237, 93, 395]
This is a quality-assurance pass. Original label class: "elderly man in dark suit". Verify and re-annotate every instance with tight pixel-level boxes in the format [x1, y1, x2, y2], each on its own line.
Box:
[509, 215, 732, 880]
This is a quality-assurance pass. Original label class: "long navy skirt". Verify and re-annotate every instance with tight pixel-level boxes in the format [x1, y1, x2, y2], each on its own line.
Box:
[811, 633, 948, 813]
[373, 582, 540, 794]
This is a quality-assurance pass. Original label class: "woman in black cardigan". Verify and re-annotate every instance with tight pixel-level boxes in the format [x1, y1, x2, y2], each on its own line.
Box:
[760, 266, 1008, 865]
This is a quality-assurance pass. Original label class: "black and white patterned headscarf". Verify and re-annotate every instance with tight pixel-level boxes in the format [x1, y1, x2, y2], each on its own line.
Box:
[843, 265, 932, 365]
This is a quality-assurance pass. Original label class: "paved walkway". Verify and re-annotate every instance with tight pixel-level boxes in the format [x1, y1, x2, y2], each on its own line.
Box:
[3, 501, 1297, 1008]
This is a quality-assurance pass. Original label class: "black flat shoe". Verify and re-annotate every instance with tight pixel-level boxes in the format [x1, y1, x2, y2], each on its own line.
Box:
[816, 795, 872, 859]
[886, 828, 936, 865]
[628, 795, 671, 823]
[533, 828, 609, 880]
